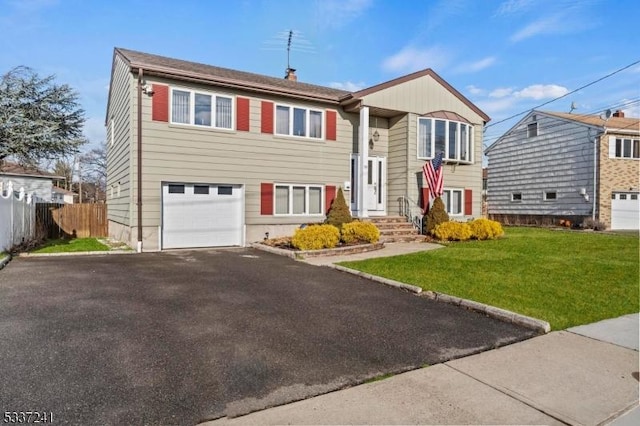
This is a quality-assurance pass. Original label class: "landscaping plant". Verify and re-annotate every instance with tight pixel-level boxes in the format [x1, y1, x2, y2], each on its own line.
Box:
[433, 221, 472, 241]
[341, 221, 380, 244]
[291, 224, 340, 250]
[325, 187, 353, 230]
[423, 196, 449, 235]
[469, 218, 504, 240]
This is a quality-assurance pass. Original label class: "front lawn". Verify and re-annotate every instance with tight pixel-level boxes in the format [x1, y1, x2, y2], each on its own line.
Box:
[32, 238, 110, 254]
[340, 227, 639, 330]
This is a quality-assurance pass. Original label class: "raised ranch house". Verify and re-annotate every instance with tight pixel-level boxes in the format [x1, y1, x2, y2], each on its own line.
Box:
[486, 110, 640, 230]
[106, 48, 490, 251]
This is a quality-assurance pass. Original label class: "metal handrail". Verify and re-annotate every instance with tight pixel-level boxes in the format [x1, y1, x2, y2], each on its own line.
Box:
[398, 195, 424, 234]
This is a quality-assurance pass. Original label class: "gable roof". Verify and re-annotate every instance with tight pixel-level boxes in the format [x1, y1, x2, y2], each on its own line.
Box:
[52, 186, 76, 195]
[0, 162, 63, 179]
[542, 111, 640, 133]
[486, 109, 640, 154]
[111, 47, 489, 124]
[115, 48, 350, 104]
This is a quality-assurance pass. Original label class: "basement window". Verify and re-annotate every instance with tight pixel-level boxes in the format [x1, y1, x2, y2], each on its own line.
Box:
[544, 191, 557, 201]
[511, 192, 522, 202]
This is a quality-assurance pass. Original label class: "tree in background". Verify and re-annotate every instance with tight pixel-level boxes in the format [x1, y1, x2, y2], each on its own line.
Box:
[0, 66, 86, 165]
[80, 141, 106, 193]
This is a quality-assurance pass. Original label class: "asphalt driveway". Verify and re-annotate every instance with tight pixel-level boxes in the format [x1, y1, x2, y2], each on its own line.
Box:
[0, 249, 537, 425]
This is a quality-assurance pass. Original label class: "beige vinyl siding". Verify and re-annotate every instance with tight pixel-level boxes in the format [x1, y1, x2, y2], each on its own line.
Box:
[134, 79, 353, 241]
[106, 55, 133, 226]
[387, 114, 409, 210]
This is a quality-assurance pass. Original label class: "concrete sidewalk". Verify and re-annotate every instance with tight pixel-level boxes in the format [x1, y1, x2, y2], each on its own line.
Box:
[204, 313, 639, 425]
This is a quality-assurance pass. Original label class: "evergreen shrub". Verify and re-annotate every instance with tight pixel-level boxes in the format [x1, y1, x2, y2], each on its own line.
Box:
[292, 224, 340, 250]
[341, 221, 380, 244]
[469, 218, 504, 240]
[433, 221, 472, 241]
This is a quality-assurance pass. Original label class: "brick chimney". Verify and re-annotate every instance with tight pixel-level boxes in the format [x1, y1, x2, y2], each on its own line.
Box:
[284, 68, 297, 81]
[613, 110, 625, 118]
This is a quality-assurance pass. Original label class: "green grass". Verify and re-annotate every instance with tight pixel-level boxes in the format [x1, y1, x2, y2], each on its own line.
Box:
[32, 238, 110, 253]
[340, 227, 639, 330]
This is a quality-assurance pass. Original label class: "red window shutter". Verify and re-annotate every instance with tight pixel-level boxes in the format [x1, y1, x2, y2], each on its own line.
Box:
[326, 110, 337, 141]
[421, 187, 430, 213]
[236, 97, 250, 131]
[152, 84, 169, 122]
[464, 189, 473, 215]
[261, 101, 273, 134]
[325, 185, 336, 214]
[260, 183, 274, 215]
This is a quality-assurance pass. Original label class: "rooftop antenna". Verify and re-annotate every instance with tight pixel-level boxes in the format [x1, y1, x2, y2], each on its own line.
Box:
[569, 101, 577, 113]
[261, 30, 315, 79]
[286, 29, 293, 71]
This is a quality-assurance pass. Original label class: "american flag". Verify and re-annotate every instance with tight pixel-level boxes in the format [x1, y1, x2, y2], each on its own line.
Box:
[423, 152, 444, 200]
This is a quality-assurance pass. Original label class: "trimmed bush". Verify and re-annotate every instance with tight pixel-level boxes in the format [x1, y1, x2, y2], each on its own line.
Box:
[424, 196, 449, 235]
[292, 224, 340, 250]
[433, 221, 472, 241]
[341, 221, 380, 244]
[469, 218, 504, 240]
[582, 217, 606, 231]
[325, 187, 353, 230]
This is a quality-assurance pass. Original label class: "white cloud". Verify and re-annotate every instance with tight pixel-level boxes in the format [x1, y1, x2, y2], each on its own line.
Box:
[494, 0, 535, 16]
[489, 87, 514, 98]
[454, 56, 496, 74]
[381, 45, 450, 74]
[466, 85, 485, 96]
[315, 0, 372, 28]
[328, 81, 367, 92]
[514, 84, 569, 100]
[510, 14, 564, 42]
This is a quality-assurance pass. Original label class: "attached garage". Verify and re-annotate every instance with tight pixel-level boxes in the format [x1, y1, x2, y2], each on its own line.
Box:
[611, 192, 640, 230]
[162, 183, 244, 249]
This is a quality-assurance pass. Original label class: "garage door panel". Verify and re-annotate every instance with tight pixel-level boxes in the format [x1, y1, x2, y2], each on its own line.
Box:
[611, 192, 639, 230]
[162, 183, 244, 249]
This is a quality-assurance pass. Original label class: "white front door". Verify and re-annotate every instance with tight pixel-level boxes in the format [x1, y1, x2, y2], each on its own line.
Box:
[366, 156, 385, 212]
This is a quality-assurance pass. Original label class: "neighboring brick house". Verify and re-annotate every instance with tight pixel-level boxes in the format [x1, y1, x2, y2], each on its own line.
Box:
[486, 110, 639, 229]
[106, 48, 490, 251]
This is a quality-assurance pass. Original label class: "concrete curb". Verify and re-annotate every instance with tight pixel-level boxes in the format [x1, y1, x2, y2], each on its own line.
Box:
[330, 264, 423, 294]
[18, 250, 136, 257]
[0, 253, 12, 270]
[423, 290, 551, 334]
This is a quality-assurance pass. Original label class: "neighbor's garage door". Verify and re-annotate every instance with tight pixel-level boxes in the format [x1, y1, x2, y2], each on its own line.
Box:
[611, 192, 639, 230]
[162, 183, 244, 249]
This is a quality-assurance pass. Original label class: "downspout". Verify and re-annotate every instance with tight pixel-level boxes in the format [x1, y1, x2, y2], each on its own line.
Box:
[136, 69, 143, 252]
[592, 134, 598, 221]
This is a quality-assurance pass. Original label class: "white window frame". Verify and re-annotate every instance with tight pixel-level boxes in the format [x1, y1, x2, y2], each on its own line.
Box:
[612, 137, 640, 159]
[442, 188, 464, 216]
[274, 183, 324, 216]
[511, 192, 523, 202]
[543, 191, 557, 201]
[169, 87, 234, 130]
[274, 103, 324, 140]
[417, 117, 473, 164]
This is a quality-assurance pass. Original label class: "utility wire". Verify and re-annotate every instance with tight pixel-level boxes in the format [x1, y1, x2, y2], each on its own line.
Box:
[484, 59, 640, 130]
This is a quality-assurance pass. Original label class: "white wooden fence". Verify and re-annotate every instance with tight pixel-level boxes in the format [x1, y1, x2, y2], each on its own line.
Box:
[0, 181, 36, 252]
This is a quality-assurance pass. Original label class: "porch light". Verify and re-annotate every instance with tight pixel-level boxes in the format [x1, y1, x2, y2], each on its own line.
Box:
[372, 130, 380, 142]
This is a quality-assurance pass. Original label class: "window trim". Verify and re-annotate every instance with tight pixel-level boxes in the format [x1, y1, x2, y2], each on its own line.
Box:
[527, 122, 538, 138]
[543, 191, 557, 201]
[613, 137, 640, 159]
[511, 192, 522, 202]
[417, 117, 473, 163]
[273, 183, 324, 216]
[442, 188, 464, 216]
[169, 87, 234, 130]
[274, 103, 324, 140]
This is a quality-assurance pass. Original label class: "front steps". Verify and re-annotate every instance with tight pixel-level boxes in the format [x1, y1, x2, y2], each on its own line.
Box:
[366, 216, 427, 243]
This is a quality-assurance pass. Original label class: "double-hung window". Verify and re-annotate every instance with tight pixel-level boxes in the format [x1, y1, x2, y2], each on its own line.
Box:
[275, 184, 323, 215]
[275, 104, 323, 139]
[441, 189, 463, 216]
[171, 88, 233, 129]
[418, 118, 473, 163]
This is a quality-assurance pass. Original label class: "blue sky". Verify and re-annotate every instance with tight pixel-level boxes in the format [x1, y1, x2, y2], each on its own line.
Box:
[1, 0, 639, 152]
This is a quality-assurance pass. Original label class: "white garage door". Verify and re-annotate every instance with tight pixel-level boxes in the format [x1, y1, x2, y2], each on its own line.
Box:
[611, 192, 639, 230]
[162, 183, 244, 249]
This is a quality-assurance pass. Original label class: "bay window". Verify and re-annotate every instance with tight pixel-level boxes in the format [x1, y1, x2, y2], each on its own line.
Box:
[418, 117, 473, 163]
[275, 104, 324, 139]
[275, 184, 323, 215]
[171, 88, 233, 129]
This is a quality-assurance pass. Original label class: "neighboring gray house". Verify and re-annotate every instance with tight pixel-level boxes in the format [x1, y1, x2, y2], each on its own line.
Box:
[485, 110, 639, 229]
[0, 162, 62, 202]
[52, 186, 76, 204]
[106, 47, 490, 251]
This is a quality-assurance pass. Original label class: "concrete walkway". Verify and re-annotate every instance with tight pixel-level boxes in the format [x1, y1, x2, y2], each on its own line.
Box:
[204, 243, 639, 425]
